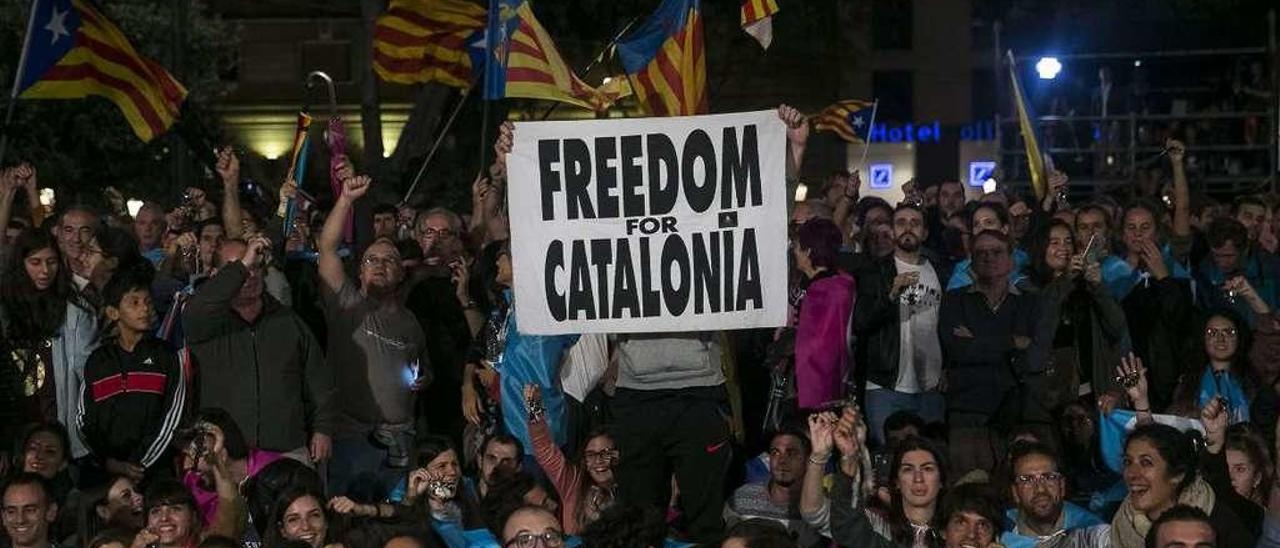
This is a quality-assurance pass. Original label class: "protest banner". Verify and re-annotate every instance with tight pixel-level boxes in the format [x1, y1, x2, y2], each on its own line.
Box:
[506, 109, 789, 334]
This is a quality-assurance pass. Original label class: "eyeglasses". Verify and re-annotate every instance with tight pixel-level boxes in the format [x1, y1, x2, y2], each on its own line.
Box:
[584, 448, 618, 463]
[362, 256, 400, 268]
[1205, 327, 1238, 340]
[1014, 472, 1064, 486]
[503, 531, 565, 548]
[421, 227, 454, 237]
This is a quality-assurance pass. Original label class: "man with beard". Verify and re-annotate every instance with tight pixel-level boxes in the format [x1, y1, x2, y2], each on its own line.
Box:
[939, 230, 1041, 476]
[724, 429, 824, 547]
[1001, 442, 1101, 548]
[318, 170, 430, 498]
[852, 204, 953, 444]
[925, 180, 968, 254]
[1, 474, 57, 548]
[475, 434, 523, 498]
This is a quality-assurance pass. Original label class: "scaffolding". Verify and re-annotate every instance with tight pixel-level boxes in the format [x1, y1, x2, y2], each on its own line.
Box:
[994, 10, 1279, 198]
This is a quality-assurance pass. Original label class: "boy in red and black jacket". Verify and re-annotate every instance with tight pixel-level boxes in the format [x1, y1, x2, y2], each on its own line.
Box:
[78, 266, 186, 482]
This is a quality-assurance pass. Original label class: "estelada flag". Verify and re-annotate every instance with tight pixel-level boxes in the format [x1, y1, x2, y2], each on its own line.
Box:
[617, 0, 707, 117]
[372, 0, 486, 88]
[740, 0, 779, 49]
[1007, 50, 1048, 200]
[16, 0, 186, 142]
[814, 99, 876, 143]
[476, 0, 608, 111]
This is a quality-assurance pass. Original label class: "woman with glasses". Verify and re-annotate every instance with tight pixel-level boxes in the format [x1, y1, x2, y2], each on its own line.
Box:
[1167, 307, 1279, 423]
[523, 384, 617, 534]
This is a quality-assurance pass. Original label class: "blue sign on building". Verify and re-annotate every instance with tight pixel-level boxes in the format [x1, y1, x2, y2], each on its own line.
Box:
[869, 163, 894, 189]
[866, 120, 996, 144]
[968, 161, 996, 188]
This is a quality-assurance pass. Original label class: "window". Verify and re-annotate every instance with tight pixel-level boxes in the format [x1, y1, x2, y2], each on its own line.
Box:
[239, 42, 295, 83]
[872, 0, 913, 50]
[971, 69, 996, 119]
[872, 70, 914, 123]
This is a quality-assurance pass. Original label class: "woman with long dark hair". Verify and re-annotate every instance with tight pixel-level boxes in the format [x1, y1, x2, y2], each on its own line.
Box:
[264, 486, 337, 548]
[390, 435, 483, 548]
[1021, 219, 1130, 411]
[1106, 423, 1257, 548]
[1168, 309, 1264, 422]
[803, 407, 947, 547]
[0, 228, 96, 459]
[75, 475, 144, 546]
[523, 383, 617, 533]
[1223, 423, 1272, 507]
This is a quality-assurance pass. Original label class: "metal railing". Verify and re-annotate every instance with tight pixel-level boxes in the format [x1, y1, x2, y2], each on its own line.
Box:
[997, 109, 1277, 197]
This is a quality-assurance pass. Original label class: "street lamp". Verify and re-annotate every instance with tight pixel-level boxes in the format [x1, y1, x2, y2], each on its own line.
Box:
[1036, 57, 1062, 80]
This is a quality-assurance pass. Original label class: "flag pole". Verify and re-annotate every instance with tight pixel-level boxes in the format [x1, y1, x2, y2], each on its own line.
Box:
[539, 15, 640, 121]
[0, 0, 41, 166]
[401, 87, 473, 205]
[856, 98, 879, 175]
[476, 0, 498, 180]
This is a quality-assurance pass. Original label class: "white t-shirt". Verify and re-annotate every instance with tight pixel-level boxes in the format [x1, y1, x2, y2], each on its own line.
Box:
[869, 257, 942, 393]
[559, 333, 609, 402]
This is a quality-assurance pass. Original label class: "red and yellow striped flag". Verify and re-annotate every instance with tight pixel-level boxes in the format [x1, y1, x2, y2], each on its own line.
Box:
[617, 0, 707, 117]
[372, 0, 486, 88]
[740, 0, 779, 49]
[496, 0, 606, 110]
[17, 0, 186, 142]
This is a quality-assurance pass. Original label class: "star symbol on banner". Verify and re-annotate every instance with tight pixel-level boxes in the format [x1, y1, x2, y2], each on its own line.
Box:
[45, 6, 70, 45]
[850, 114, 865, 129]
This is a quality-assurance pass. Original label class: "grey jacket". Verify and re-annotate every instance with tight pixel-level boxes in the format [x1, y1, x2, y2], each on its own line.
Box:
[185, 262, 335, 451]
[614, 332, 724, 391]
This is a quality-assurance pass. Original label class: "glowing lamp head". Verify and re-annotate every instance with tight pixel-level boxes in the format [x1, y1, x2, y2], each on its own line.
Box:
[1036, 57, 1062, 80]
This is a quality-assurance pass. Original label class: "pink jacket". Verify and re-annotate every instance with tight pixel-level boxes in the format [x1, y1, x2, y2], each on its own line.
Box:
[795, 272, 856, 409]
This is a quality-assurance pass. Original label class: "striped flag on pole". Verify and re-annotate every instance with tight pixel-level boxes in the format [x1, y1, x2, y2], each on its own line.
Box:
[372, 0, 486, 88]
[740, 0, 779, 49]
[1007, 50, 1048, 200]
[478, 0, 609, 110]
[15, 0, 186, 142]
[814, 99, 876, 143]
[617, 0, 707, 117]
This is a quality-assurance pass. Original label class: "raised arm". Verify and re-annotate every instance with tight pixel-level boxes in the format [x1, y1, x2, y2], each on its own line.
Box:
[801, 412, 837, 521]
[1116, 352, 1154, 425]
[777, 104, 809, 183]
[0, 168, 16, 247]
[1168, 139, 1191, 238]
[318, 166, 367, 293]
[216, 147, 245, 239]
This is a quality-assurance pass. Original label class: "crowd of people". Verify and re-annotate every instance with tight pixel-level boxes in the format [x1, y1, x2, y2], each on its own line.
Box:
[2, 102, 1280, 548]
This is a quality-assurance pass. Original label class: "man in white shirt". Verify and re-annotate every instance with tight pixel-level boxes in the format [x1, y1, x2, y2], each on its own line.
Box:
[852, 204, 951, 444]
